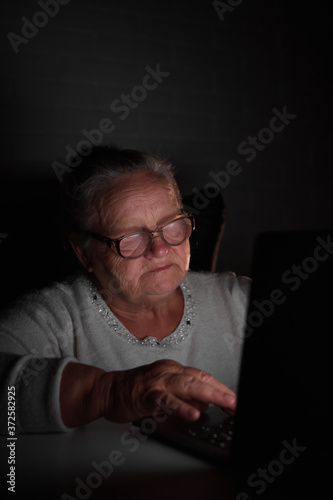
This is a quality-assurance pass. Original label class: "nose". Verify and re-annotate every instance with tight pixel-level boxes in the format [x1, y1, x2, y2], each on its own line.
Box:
[146, 233, 169, 258]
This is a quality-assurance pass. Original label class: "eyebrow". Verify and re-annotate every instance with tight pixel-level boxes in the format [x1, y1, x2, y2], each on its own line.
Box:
[107, 210, 183, 238]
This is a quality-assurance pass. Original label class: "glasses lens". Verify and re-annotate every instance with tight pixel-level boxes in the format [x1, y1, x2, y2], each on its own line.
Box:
[162, 217, 192, 245]
[117, 217, 193, 259]
[119, 233, 150, 258]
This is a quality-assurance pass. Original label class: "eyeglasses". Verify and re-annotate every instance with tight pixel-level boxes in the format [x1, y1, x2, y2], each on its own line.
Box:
[88, 215, 195, 259]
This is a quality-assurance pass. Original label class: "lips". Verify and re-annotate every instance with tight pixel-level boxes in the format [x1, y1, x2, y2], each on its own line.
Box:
[149, 263, 173, 273]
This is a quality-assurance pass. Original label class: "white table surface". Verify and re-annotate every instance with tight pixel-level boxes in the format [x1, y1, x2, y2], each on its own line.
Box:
[1, 417, 236, 500]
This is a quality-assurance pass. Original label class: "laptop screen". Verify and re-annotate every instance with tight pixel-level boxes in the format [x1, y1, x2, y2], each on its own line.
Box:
[231, 230, 332, 474]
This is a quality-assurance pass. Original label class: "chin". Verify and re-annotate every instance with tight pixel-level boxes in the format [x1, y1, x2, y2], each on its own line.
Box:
[143, 266, 185, 296]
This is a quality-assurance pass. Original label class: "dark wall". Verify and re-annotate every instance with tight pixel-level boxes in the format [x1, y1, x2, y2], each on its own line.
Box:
[0, 0, 331, 277]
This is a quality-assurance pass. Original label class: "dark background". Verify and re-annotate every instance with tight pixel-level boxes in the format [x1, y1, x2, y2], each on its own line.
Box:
[0, 0, 332, 277]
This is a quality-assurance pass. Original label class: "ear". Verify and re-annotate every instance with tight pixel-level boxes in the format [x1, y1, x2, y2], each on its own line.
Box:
[69, 233, 93, 272]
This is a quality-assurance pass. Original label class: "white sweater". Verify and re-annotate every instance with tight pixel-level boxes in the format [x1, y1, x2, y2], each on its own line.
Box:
[0, 270, 250, 434]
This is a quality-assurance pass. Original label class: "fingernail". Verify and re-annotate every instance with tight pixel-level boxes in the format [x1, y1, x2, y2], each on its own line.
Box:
[225, 393, 236, 405]
[189, 408, 200, 420]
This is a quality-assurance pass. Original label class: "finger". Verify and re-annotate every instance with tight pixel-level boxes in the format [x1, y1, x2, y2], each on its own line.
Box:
[154, 392, 202, 421]
[183, 365, 235, 396]
[180, 367, 237, 414]
[187, 399, 209, 413]
[164, 373, 237, 415]
[150, 360, 236, 402]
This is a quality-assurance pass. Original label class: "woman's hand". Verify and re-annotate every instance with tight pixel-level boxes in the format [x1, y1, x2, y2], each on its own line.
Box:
[96, 359, 237, 423]
[60, 359, 237, 427]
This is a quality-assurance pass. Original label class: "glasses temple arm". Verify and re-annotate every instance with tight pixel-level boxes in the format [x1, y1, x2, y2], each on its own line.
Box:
[88, 232, 114, 248]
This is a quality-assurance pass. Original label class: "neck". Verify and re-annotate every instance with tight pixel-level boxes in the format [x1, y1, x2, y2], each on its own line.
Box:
[108, 285, 182, 317]
[103, 286, 184, 340]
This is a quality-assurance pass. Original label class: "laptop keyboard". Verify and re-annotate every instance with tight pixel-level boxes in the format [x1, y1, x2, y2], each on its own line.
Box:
[134, 406, 234, 463]
[186, 417, 234, 449]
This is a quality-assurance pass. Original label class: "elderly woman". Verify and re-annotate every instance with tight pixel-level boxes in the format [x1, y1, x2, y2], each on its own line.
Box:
[0, 147, 250, 433]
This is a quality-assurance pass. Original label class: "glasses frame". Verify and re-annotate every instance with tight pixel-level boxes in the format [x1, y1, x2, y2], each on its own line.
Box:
[88, 214, 195, 260]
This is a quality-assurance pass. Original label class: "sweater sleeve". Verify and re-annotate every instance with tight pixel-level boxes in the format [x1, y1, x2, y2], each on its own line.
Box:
[0, 352, 77, 434]
[0, 280, 84, 433]
[0, 286, 76, 358]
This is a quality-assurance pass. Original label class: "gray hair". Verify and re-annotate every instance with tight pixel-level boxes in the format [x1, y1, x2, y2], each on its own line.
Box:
[58, 146, 183, 253]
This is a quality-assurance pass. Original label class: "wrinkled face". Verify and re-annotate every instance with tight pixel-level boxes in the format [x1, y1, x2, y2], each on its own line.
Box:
[82, 172, 191, 305]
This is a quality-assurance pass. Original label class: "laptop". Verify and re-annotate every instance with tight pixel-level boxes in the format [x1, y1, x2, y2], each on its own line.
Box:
[134, 230, 332, 494]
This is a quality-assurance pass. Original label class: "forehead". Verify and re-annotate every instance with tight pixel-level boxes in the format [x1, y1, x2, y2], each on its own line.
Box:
[94, 171, 181, 230]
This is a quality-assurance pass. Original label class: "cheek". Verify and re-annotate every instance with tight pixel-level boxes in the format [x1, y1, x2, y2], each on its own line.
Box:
[90, 246, 122, 286]
[105, 257, 144, 293]
[173, 241, 191, 266]
[93, 256, 142, 301]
